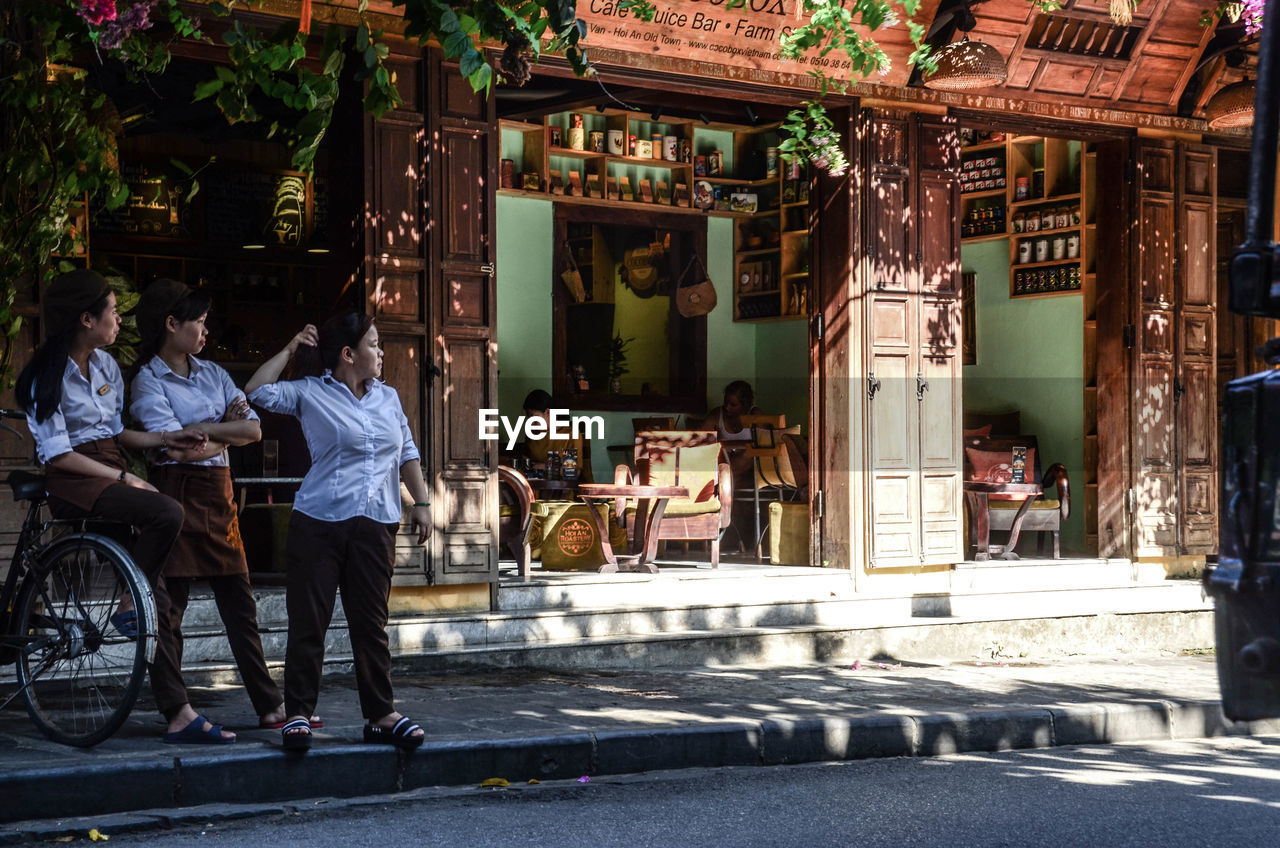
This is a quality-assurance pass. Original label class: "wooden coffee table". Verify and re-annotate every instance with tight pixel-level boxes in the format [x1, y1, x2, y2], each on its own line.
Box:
[576, 483, 688, 574]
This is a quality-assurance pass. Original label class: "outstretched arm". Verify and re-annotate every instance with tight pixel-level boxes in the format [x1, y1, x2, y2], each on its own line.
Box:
[246, 325, 318, 396]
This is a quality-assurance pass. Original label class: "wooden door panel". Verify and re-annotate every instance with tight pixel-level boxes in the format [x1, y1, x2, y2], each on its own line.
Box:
[1138, 360, 1175, 467]
[370, 266, 424, 322]
[920, 344, 960, 468]
[440, 128, 490, 265]
[373, 118, 427, 257]
[871, 297, 911, 347]
[1139, 198, 1175, 308]
[1181, 202, 1214, 306]
[919, 176, 959, 294]
[870, 173, 910, 291]
[870, 351, 914, 468]
[1137, 473, 1177, 549]
[1139, 145, 1174, 194]
[871, 475, 918, 563]
[1181, 312, 1212, 356]
[381, 333, 425, 450]
[1142, 311, 1173, 353]
[1179, 360, 1215, 466]
[427, 55, 498, 588]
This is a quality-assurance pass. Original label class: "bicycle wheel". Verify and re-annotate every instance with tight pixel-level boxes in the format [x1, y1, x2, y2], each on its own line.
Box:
[13, 533, 154, 747]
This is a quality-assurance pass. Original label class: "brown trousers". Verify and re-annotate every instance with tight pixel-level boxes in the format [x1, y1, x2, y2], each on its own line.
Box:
[284, 512, 397, 721]
[50, 485, 190, 719]
[166, 574, 282, 717]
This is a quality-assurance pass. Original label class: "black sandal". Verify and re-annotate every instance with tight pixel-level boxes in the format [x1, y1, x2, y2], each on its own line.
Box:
[281, 717, 312, 751]
[363, 716, 423, 749]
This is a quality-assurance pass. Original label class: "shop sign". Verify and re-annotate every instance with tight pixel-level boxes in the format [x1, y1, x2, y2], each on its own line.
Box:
[577, 0, 868, 86]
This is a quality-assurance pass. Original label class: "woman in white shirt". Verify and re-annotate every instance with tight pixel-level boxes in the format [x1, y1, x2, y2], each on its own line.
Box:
[17, 270, 234, 744]
[246, 313, 432, 752]
[130, 278, 291, 731]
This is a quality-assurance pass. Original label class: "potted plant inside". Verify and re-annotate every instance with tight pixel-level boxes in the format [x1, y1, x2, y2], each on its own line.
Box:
[607, 333, 634, 394]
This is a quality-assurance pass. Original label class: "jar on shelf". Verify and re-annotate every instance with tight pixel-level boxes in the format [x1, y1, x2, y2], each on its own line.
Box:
[1055, 207, 1070, 229]
[1071, 207, 1082, 226]
[1066, 233, 1080, 259]
[1025, 212, 1040, 233]
[1018, 240, 1034, 264]
[1012, 211, 1025, 233]
[1035, 238, 1050, 263]
[1039, 208, 1054, 231]
[1052, 235, 1067, 261]
[1015, 177, 1030, 201]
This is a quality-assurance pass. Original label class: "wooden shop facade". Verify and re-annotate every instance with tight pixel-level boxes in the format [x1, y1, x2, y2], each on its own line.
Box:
[5, 0, 1273, 607]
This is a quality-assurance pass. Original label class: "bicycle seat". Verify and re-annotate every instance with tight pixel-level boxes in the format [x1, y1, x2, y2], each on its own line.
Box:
[7, 470, 47, 502]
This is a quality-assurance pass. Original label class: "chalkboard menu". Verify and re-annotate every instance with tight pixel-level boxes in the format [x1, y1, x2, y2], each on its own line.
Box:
[90, 161, 194, 240]
[206, 167, 308, 248]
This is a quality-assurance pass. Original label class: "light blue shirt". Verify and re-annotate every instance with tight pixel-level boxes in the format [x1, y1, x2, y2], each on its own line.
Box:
[27, 351, 125, 465]
[248, 373, 420, 524]
[130, 355, 259, 467]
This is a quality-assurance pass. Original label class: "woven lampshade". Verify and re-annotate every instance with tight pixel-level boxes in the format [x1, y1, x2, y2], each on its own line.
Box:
[1205, 79, 1256, 130]
[923, 37, 1008, 91]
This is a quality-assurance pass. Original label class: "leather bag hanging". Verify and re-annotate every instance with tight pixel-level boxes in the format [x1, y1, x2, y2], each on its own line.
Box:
[675, 253, 717, 318]
[561, 241, 587, 304]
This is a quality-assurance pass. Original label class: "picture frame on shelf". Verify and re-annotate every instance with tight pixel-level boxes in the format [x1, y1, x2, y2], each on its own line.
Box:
[522, 172, 541, 192]
[619, 176, 634, 202]
[729, 193, 758, 214]
[673, 182, 691, 207]
[693, 180, 714, 210]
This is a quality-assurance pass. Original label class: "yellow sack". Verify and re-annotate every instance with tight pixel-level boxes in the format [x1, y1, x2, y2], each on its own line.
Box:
[530, 501, 628, 571]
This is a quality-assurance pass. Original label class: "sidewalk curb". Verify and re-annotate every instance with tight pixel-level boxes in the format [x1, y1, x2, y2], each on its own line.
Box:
[4, 698, 1278, 835]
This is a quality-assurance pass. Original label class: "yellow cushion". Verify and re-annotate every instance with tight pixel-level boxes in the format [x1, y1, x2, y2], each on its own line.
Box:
[989, 498, 1060, 510]
[625, 497, 721, 517]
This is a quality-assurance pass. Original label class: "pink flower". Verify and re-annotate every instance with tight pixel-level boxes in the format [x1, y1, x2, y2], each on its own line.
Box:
[1241, 0, 1265, 37]
[76, 0, 118, 26]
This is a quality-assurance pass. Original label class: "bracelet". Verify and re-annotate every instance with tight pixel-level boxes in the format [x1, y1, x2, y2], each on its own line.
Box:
[413, 502, 430, 508]
[160, 431, 169, 448]
[118, 469, 127, 482]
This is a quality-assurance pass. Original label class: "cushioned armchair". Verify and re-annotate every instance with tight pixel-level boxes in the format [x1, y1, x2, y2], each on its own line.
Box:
[614, 430, 733, 568]
[964, 435, 1070, 559]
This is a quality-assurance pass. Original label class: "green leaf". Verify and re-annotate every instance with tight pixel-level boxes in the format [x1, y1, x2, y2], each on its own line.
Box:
[192, 79, 223, 101]
[214, 65, 236, 83]
[356, 22, 370, 51]
[459, 49, 484, 79]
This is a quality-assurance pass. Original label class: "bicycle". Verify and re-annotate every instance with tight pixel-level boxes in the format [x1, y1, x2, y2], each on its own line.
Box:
[0, 408, 157, 747]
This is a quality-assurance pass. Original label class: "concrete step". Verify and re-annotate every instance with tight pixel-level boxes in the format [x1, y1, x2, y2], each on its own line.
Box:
[170, 580, 1212, 670]
[950, 558, 1170, 592]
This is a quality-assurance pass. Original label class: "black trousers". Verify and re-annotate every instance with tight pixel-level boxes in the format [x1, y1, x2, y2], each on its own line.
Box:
[51, 485, 189, 719]
[283, 512, 397, 721]
[167, 574, 283, 717]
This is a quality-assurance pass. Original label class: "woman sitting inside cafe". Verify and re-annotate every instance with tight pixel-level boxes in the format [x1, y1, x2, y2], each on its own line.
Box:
[702, 380, 761, 488]
[518, 389, 593, 483]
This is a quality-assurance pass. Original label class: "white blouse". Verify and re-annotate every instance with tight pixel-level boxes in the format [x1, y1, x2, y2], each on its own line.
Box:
[27, 351, 124, 465]
[131, 355, 258, 467]
[248, 373, 420, 524]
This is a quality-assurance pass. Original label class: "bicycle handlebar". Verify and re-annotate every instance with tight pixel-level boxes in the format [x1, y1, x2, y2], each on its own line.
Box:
[0, 409, 26, 421]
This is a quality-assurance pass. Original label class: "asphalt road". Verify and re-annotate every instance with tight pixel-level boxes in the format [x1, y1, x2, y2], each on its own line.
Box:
[81, 734, 1280, 847]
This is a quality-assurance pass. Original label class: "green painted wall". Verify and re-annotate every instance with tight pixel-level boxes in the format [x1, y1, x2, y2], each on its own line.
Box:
[961, 239, 1085, 554]
[497, 197, 777, 482]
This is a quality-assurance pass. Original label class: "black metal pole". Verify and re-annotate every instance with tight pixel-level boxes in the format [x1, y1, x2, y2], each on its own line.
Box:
[1244, 0, 1280, 250]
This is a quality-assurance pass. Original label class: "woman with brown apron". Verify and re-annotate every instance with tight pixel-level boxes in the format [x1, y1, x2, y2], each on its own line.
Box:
[130, 278, 299, 731]
[17, 270, 234, 744]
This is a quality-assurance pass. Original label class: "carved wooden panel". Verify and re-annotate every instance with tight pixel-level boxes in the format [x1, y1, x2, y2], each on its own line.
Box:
[919, 175, 959, 295]
[373, 119, 425, 257]
[369, 265, 423, 322]
[1183, 150, 1214, 198]
[440, 128, 490, 265]
[1138, 360, 1175, 466]
[872, 117, 909, 168]
[442, 271, 489, 327]
[442, 337, 490, 467]
[870, 173, 910, 292]
[1139, 198, 1174, 307]
[916, 120, 957, 173]
[1139, 146, 1175, 195]
[1181, 201, 1213, 305]
[386, 59, 422, 113]
[380, 333, 425, 450]
[439, 66, 487, 121]
[1181, 313, 1211, 357]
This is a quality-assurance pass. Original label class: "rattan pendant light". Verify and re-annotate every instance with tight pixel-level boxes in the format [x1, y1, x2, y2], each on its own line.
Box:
[923, 36, 1008, 90]
[1205, 79, 1256, 130]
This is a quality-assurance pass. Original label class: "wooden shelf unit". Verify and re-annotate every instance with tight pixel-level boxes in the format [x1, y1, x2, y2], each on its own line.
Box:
[959, 133, 1100, 555]
[500, 112, 809, 325]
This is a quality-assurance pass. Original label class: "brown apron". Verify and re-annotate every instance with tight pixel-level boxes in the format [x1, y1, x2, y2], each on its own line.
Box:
[149, 465, 247, 579]
[44, 437, 128, 513]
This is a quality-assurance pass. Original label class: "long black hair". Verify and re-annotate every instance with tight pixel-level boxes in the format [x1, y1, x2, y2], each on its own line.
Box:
[17, 292, 113, 424]
[290, 312, 375, 378]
